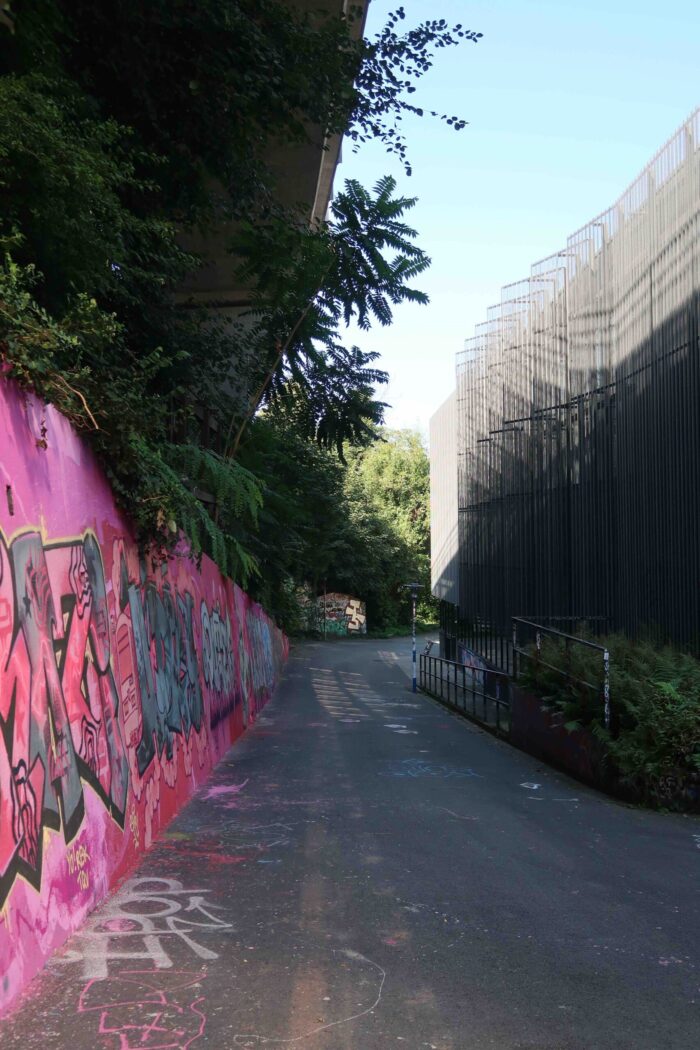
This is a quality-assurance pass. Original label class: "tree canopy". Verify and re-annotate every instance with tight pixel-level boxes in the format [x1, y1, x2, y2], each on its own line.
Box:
[238, 419, 435, 630]
[0, 0, 480, 617]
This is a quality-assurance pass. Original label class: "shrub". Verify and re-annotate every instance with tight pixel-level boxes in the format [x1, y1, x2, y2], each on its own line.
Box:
[520, 632, 700, 806]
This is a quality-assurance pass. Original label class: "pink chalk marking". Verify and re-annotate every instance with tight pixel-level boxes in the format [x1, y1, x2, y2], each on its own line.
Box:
[202, 780, 249, 801]
[103, 919, 140, 933]
[78, 969, 208, 1049]
[157, 842, 249, 866]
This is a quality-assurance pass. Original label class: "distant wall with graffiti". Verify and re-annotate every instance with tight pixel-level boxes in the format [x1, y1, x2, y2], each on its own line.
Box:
[299, 592, 367, 635]
[0, 377, 288, 1015]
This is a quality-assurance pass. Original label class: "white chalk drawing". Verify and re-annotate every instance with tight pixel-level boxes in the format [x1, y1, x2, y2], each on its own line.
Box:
[436, 808, 479, 821]
[232, 948, 385, 1046]
[223, 822, 292, 851]
[520, 782, 541, 790]
[56, 877, 233, 979]
[379, 758, 482, 779]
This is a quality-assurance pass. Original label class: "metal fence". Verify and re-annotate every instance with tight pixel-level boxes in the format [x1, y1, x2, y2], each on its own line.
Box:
[512, 618, 611, 729]
[419, 653, 511, 735]
[453, 109, 700, 651]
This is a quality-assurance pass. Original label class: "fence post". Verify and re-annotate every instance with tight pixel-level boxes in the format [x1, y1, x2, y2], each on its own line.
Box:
[603, 648, 611, 730]
[512, 619, 518, 678]
[471, 666, 476, 715]
[496, 680, 501, 733]
[462, 663, 466, 711]
[565, 635, 571, 683]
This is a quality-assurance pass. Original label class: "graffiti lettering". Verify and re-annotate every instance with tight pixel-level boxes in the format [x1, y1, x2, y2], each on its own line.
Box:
[66, 842, 91, 891]
[129, 808, 139, 850]
[345, 599, 366, 631]
[201, 603, 236, 729]
[245, 613, 273, 699]
[299, 592, 367, 635]
[123, 566, 204, 776]
[0, 378, 289, 1015]
[0, 530, 128, 905]
[58, 877, 233, 980]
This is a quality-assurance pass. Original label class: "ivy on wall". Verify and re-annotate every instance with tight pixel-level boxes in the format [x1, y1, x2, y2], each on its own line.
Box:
[0, 1, 481, 599]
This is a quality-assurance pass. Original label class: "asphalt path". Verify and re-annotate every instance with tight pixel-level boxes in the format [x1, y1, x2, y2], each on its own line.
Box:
[2, 636, 699, 1049]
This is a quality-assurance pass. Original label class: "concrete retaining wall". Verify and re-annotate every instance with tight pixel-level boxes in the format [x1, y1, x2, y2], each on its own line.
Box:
[0, 377, 287, 1014]
[509, 685, 609, 788]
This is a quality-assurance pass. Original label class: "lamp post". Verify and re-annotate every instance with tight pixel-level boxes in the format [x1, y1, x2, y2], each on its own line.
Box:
[402, 581, 422, 693]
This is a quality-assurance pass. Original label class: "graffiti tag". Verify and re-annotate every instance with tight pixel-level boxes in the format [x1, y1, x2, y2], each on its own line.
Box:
[78, 969, 207, 1050]
[58, 877, 233, 980]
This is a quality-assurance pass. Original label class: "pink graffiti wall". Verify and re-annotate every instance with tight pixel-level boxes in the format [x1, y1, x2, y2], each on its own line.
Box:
[0, 377, 288, 1014]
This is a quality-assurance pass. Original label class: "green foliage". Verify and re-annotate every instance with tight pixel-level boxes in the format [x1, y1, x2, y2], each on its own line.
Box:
[521, 632, 700, 805]
[350, 8, 483, 175]
[235, 420, 432, 633]
[0, 2, 480, 593]
[229, 175, 430, 457]
[0, 256, 260, 581]
[345, 428, 435, 624]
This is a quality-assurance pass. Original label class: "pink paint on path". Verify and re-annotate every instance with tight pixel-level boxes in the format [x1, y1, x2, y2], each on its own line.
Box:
[78, 969, 208, 1049]
[0, 377, 288, 1015]
[203, 780, 250, 801]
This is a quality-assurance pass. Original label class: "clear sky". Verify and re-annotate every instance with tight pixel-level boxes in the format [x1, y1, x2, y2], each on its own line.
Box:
[338, 0, 699, 439]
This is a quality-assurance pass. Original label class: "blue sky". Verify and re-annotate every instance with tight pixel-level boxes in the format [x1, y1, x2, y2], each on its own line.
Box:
[339, 0, 699, 438]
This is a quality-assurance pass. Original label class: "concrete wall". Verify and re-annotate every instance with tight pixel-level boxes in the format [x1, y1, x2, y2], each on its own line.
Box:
[304, 592, 367, 635]
[0, 378, 288, 1014]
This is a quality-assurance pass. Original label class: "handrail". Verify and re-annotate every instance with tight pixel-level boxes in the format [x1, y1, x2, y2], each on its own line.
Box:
[512, 616, 611, 730]
[512, 617, 606, 652]
[424, 653, 510, 678]
[511, 650, 600, 693]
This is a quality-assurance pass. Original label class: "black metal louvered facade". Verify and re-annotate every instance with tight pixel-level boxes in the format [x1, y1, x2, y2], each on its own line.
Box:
[436, 111, 700, 657]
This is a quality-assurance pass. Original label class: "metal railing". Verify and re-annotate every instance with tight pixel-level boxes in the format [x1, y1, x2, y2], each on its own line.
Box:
[512, 617, 611, 729]
[419, 653, 511, 736]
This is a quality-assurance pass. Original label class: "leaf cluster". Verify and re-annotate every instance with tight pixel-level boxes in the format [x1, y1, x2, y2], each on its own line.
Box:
[230, 175, 429, 457]
[351, 7, 483, 174]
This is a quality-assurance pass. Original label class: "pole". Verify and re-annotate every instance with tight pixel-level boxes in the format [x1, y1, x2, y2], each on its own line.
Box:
[412, 591, 417, 693]
[323, 580, 327, 641]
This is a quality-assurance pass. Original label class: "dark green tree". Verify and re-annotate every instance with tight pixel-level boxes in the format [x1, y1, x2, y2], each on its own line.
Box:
[228, 175, 429, 458]
[0, 1, 481, 589]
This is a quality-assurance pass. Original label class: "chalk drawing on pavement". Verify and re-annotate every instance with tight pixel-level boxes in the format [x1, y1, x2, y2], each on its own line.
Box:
[78, 969, 208, 1050]
[232, 948, 385, 1046]
[378, 758, 482, 779]
[56, 877, 233, 979]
